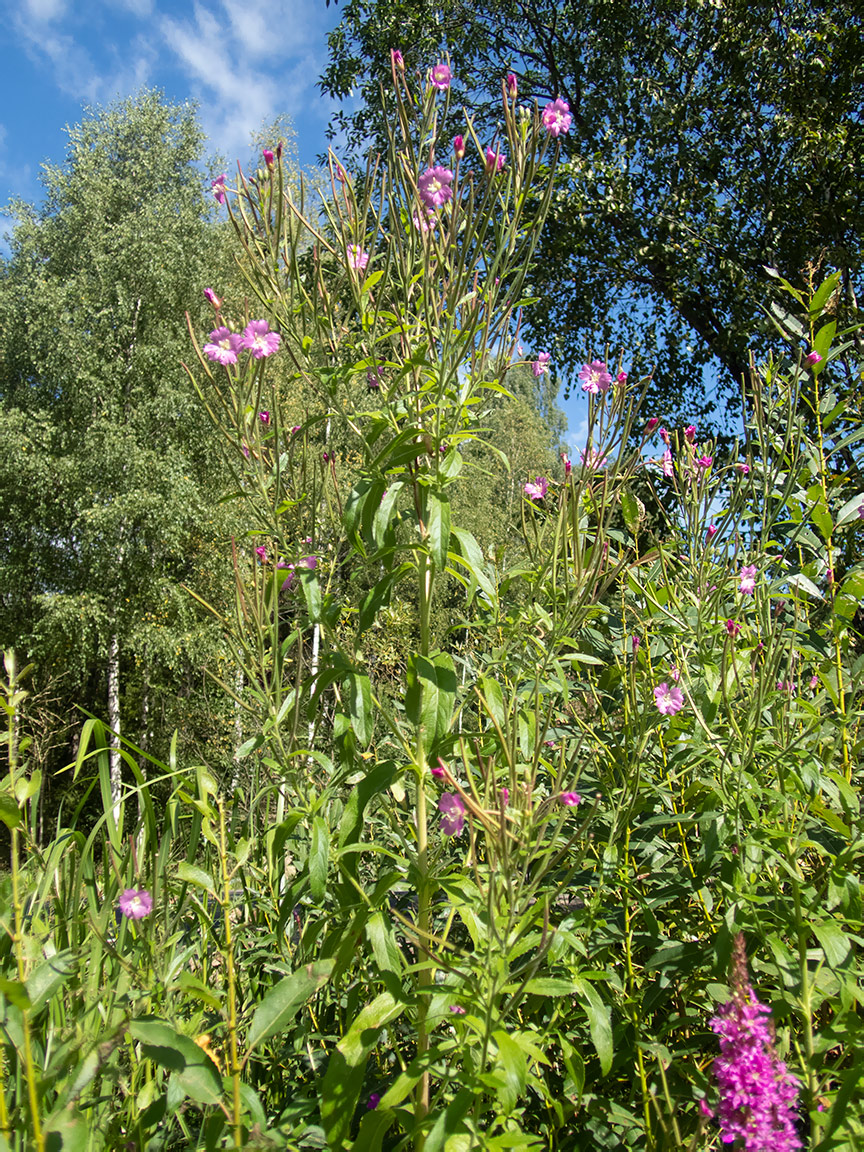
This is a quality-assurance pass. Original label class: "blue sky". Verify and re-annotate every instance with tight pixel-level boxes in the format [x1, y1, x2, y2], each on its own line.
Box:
[0, 0, 591, 447]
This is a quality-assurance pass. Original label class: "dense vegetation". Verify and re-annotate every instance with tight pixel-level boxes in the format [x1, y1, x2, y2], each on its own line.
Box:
[0, 18, 862, 1152]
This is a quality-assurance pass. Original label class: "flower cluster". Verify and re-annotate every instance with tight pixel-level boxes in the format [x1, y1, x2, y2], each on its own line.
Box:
[704, 934, 802, 1150]
[203, 320, 280, 365]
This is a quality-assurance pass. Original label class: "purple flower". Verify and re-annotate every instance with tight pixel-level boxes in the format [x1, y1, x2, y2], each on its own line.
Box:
[542, 98, 572, 138]
[255, 546, 268, 562]
[298, 555, 318, 570]
[616, 370, 628, 386]
[858, 498, 864, 519]
[739, 564, 757, 595]
[505, 72, 518, 97]
[696, 455, 713, 470]
[367, 367, 384, 388]
[347, 244, 369, 272]
[684, 424, 696, 443]
[532, 352, 551, 377]
[580, 448, 607, 471]
[500, 788, 509, 806]
[643, 417, 659, 436]
[661, 449, 674, 478]
[418, 166, 454, 210]
[578, 360, 613, 394]
[706, 934, 802, 1150]
[560, 792, 582, 807]
[118, 888, 152, 920]
[439, 793, 465, 836]
[485, 146, 506, 173]
[561, 452, 572, 476]
[259, 410, 270, 425]
[204, 287, 222, 309]
[412, 207, 436, 232]
[524, 476, 549, 501]
[632, 635, 640, 654]
[391, 49, 404, 71]
[430, 62, 452, 89]
[449, 1004, 466, 1014]
[367, 1093, 381, 1110]
[203, 326, 241, 366]
[706, 524, 718, 541]
[453, 134, 465, 159]
[211, 174, 227, 204]
[239, 320, 281, 359]
[669, 665, 680, 682]
[659, 426, 671, 445]
[809, 674, 819, 689]
[654, 683, 684, 716]
[263, 148, 275, 169]
[737, 462, 751, 475]
[805, 351, 822, 366]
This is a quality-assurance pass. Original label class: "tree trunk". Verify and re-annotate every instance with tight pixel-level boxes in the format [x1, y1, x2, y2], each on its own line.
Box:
[108, 633, 122, 827]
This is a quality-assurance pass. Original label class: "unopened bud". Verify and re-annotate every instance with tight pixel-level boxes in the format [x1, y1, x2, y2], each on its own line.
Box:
[453, 134, 465, 160]
[506, 72, 517, 98]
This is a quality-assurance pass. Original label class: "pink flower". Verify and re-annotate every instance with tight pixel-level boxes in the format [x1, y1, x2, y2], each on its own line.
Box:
[431, 760, 446, 780]
[453, 134, 465, 159]
[696, 455, 713, 469]
[661, 449, 674, 478]
[706, 524, 719, 541]
[669, 665, 680, 682]
[259, 410, 270, 424]
[500, 788, 509, 805]
[418, 166, 454, 209]
[561, 452, 572, 476]
[505, 72, 517, 97]
[524, 476, 549, 501]
[737, 462, 751, 474]
[809, 674, 819, 689]
[643, 417, 659, 436]
[239, 319, 281, 359]
[616, 370, 628, 386]
[659, 426, 670, 445]
[532, 351, 551, 377]
[263, 148, 275, 169]
[654, 682, 684, 716]
[439, 793, 465, 836]
[805, 351, 822, 366]
[346, 244, 369, 272]
[298, 555, 318, 570]
[391, 49, 404, 71]
[367, 1093, 380, 1110]
[367, 367, 384, 388]
[449, 1004, 466, 1014]
[211, 174, 227, 204]
[580, 448, 607, 470]
[858, 498, 864, 519]
[776, 680, 795, 693]
[203, 326, 241, 366]
[542, 98, 572, 137]
[241, 443, 250, 459]
[739, 564, 757, 595]
[255, 545, 267, 562]
[118, 888, 152, 920]
[578, 360, 613, 394]
[684, 424, 696, 443]
[412, 207, 437, 233]
[290, 425, 301, 435]
[430, 63, 452, 89]
[560, 792, 582, 807]
[485, 146, 506, 172]
[632, 635, 640, 654]
[204, 287, 222, 309]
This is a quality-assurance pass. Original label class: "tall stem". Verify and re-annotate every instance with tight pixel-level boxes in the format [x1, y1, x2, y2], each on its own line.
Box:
[414, 549, 433, 1146]
[219, 800, 243, 1146]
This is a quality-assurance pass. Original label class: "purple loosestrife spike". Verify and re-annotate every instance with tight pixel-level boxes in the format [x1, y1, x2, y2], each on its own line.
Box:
[542, 98, 572, 137]
[578, 360, 612, 393]
[706, 934, 802, 1150]
[118, 888, 152, 920]
[654, 682, 684, 716]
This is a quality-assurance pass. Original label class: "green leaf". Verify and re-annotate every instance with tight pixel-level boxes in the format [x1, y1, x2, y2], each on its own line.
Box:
[372, 481, 405, 549]
[405, 653, 457, 750]
[26, 950, 75, 1014]
[0, 977, 31, 1011]
[809, 271, 841, 318]
[521, 977, 578, 997]
[786, 572, 824, 600]
[320, 993, 405, 1149]
[620, 488, 640, 535]
[309, 816, 330, 903]
[245, 959, 335, 1055]
[129, 1018, 222, 1106]
[813, 921, 851, 968]
[346, 671, 374, 746]
[835, 492, 864, 526]
[491, 1030, 528, 1113]
[572, 979, 613, 1076]
[358, 562, 413, 635]
[0, 791, 21, 831]
[449, 526, 496, 603]
[812, 318, 836, 363]
[426, 488, 450, 573]
[177, 861, 217, 895]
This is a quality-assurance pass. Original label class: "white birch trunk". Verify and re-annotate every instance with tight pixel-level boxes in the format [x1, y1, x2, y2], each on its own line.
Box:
[108, 632, 122, 827]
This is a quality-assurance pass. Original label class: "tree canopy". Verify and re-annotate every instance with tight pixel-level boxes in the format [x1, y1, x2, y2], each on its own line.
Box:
[322, 0, 864, 425]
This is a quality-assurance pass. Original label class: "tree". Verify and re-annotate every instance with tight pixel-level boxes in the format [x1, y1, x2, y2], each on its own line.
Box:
[0, 90, 235, 819]
[321, 0, 864, 425]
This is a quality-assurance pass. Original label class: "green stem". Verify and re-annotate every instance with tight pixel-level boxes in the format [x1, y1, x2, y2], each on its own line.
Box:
[219, 800, 243, 1147]
[414, 548, 433, 1149]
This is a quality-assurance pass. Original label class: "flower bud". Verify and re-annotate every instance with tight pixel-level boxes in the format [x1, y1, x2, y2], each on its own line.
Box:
[263, 148, 275, 170]
[506, 72, 517, 98]
[453, 134, 465, 159]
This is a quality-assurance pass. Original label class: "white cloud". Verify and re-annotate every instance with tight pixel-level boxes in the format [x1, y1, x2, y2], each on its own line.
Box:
[21, 0, 68, 22]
